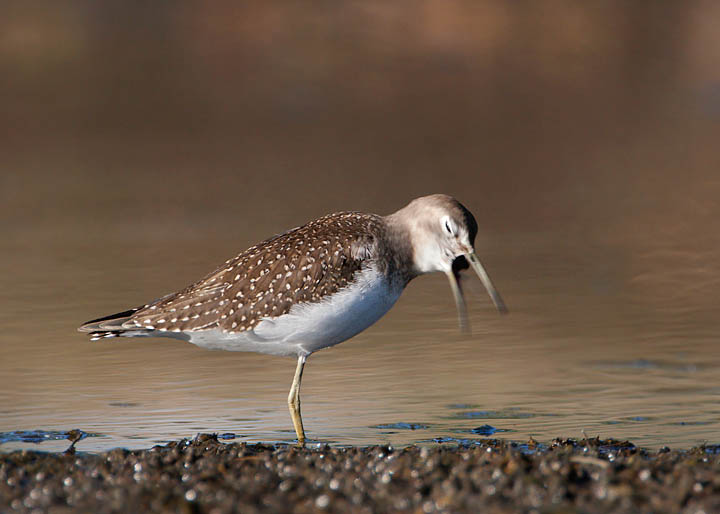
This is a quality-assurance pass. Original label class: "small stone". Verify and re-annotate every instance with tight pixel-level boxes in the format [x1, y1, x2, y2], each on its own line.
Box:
[315, 494, 330, 508]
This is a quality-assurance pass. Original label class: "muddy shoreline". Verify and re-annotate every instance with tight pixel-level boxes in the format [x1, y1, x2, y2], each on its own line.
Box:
[2, 434, 719, 513]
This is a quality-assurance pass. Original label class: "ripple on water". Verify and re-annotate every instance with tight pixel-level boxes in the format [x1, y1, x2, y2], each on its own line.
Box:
[449, 409, 536, 420]
[602, 416, 653, 425]
[108, 402, 141, 408]
[424, 437, 486, 445]
[702, 445, 720, 455]
[452, 424, 511, 436]
[0, 429, 96, 445]
[446, 403, 476, 410]
[591, 359, 700, 373]
[371, 422, 430, 431]
[669, 421, 712, 426]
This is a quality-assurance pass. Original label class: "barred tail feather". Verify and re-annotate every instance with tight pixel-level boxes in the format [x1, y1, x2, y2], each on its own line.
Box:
[80, 307, 156, 340]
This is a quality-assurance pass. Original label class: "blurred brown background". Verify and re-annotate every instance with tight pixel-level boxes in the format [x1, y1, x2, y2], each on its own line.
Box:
[1, 1, 720, 449]
[2, 1, 718, 234]
[3, 0, 720, 326]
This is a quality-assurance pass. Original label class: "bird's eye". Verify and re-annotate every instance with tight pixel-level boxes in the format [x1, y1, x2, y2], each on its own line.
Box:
[445, 220, 453, 235]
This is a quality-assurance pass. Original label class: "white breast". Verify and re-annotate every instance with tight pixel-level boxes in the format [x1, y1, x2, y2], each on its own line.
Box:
[184, 265, 404, 357]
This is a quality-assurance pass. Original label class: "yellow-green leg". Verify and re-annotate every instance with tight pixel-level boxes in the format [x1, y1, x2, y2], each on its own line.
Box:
[288, 355, 307, 445]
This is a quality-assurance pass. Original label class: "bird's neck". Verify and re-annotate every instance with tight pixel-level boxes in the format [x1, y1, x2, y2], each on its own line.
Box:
[381, 212, 420, 285]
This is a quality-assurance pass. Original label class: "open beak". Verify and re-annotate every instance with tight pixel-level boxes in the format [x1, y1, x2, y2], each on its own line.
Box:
[467, 252, 508, 314]
[446, 266, 470, 333]
[445, 251, 507, 333]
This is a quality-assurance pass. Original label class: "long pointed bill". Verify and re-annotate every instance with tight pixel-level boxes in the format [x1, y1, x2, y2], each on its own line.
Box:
[467, 252, 508, 314]
[446, 270, 470, 333]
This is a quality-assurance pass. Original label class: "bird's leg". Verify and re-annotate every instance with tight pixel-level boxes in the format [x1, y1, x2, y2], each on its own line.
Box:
[288, 354, 307, 445]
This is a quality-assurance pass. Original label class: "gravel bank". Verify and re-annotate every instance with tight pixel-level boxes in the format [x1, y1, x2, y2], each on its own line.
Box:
[2, 434, 719, 513]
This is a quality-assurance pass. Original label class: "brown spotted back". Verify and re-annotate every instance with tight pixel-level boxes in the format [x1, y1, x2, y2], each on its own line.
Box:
[117, 212, 387, 334]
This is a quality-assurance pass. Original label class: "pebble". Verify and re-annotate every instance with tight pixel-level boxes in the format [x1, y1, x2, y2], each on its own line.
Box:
[1, 435, 720, 513]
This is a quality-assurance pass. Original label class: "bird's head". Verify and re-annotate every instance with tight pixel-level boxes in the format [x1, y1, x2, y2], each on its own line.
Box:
[389, 194, 507, 331]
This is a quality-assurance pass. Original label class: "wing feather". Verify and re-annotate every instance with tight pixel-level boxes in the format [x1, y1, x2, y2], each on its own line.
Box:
[80, 212, 386, 339]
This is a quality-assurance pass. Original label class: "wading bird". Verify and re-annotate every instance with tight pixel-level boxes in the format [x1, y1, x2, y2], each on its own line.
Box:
[80, 194, 507, 443]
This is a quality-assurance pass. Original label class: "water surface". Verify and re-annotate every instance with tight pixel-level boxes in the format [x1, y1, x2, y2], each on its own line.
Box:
[2, 229, 718, 452]
[1, 1, 720, 452]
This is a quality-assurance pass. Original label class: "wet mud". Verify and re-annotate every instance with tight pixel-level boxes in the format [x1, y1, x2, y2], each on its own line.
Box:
[3, 434, 720, 513]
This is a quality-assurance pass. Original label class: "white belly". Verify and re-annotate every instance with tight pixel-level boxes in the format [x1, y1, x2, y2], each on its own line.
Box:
[184, 265, 404, 357]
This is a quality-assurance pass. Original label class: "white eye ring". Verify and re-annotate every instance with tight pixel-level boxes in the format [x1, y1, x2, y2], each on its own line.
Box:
[442, 217, 455, 236]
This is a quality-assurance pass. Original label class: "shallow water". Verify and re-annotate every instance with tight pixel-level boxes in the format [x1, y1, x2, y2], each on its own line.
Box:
[2, 228, 719, 453]
[2, 2, 720, 453]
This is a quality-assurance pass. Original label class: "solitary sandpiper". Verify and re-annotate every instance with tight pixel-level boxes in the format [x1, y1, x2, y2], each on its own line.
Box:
[79, 194, 507, 443]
